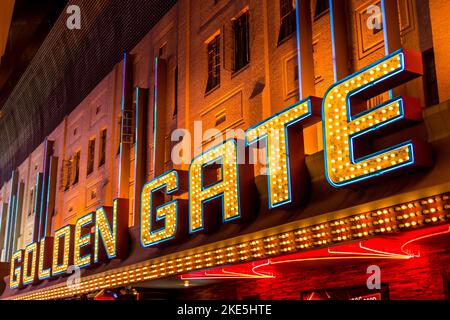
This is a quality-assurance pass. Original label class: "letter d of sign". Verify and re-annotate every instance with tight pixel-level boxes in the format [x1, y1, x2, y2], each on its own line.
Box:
[323, 49, 432, 187]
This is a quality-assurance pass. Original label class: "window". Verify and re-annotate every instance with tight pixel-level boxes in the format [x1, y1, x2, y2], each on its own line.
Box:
[28, 188, 35, 216]
[233, 11, 250, 72]
[87, 138, 95, 176]
[278, 0, 296, 44]
[72, 151, 80, 185]
[423, 49, 439, 106]
[61, 158, 71, 191]
[99, 129, 107, 167]
[215, 113, 226, 126]
[206, 35, 221, 93]
[314, 0, 329, 19]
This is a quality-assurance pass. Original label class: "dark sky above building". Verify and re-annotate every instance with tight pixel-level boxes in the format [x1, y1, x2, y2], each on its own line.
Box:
[0, 0, 177, 183]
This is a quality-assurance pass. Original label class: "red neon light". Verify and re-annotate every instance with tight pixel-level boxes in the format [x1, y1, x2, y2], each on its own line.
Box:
[180, 224, 450, 280]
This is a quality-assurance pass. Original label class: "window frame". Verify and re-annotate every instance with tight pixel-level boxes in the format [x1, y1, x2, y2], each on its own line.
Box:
[232, 10, 251, 74]
[87, 138, 96, 177]
[205, 33, 221, 94]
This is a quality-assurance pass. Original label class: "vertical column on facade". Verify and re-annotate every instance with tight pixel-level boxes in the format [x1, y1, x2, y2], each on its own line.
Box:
[11, 180, 24, 253]
[118, 53, 134, 200]
[43, 156, 58, 237]
[428, 0, 450, 102]
[329, 0, 351, 81]
[37, 139, 54, 241]
[152, 57, 167, 178]
[0, 203, 8, 261]
[295, 0, 322, 153]
[381, 0, 401, 55]
[54, 118, 68, 231]
[261, 0, 272, 119]
[381, 0, 404, 98]
[32, 173, 43, 243]
[295, 0, 315, 98]
[132, 87, 148, 226]
[2, 171, 17, 261]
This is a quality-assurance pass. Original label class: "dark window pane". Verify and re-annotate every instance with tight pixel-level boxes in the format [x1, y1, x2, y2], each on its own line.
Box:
[87, 139, 95, 176]
[423, 49, 440, 106]
[99, 129, 107, 167]
[233, 11, 250, 72]
[278, 0, 296, 44]
[314, 0, 329, 19]
[206, 35, 221, 93]
[73, 151, 80, 185]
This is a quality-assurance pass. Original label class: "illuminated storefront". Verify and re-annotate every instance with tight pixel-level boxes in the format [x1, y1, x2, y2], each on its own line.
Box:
[1, 0, 450, 300]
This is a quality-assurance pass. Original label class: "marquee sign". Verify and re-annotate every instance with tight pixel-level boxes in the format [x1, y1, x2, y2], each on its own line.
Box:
[8, 49, 432, 291]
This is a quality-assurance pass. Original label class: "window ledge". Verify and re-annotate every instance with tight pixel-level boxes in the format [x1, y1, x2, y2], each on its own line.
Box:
[205, 84, 221, 97]
[231, 63, 250, 79]
[277, 33, 295, 48]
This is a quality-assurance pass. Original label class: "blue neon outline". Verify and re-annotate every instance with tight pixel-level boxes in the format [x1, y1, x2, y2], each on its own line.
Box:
[38, 238, 52, 281]
[5, 195, 16, 260]
[140, 170, 179, 247]
[322, 49, 416, 188]
[74, 212, 94, 269]
[11, 182, 23, 257]
[51, 225, 72, 277]
[188, 139, 242, 234]
[43, 158, 56, 238]
[152, 56, 159, 175]
[38, 140, 52, 242]
[22, 242, 38, 286]
[295, 0, 303, 98]
[245, 98, 313, 209]
[380, 0, 389, 56]
[10, 250, 23, 289]
[31, 173, 42, 244]
[380, 0, 394, 99]
[93, 200, 119, 263]
[328, 0, 338, 83]
[0, 204, 5, 250]
[4, 171, 17, 261]
[118, 52, 128, 195]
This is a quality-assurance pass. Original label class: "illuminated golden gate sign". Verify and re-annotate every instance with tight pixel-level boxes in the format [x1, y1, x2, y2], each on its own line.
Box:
[9, 49, 431, 291]
[323, 49, 431, 187]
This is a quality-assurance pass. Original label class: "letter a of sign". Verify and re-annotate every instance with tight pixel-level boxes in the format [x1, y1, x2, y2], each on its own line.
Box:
[66, 5, 81, 30]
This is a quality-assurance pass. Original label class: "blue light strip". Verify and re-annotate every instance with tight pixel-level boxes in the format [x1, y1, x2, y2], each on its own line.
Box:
[380, 0, 390, 56]
[380, 0, 394, 99]
[31, 173, 43, 243]
[152, 56, 159, 177]
[328, 0, 338, 83]
[118, 52, 128, 196]
[295, 0, 303, 99]
[43, 158, 56, 238]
